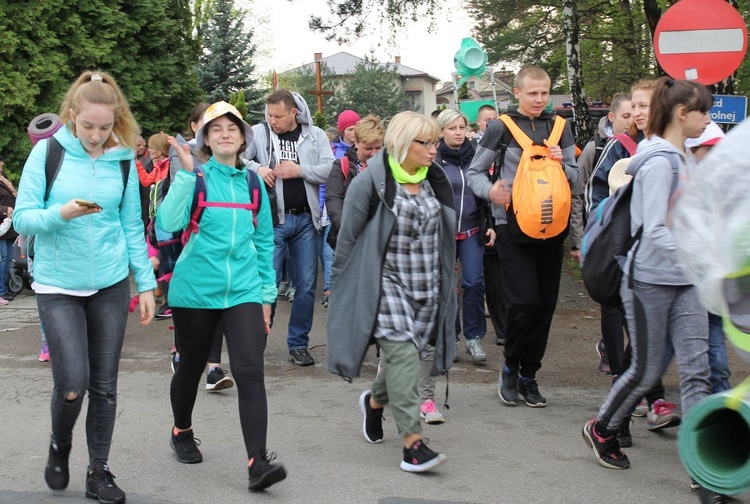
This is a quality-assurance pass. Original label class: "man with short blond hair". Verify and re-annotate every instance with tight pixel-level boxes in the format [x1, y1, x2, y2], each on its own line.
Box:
[467, 66, 580, 407]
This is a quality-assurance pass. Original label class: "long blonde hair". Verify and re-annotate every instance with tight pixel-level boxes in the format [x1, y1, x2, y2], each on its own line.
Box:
[59, 70, 140, 150]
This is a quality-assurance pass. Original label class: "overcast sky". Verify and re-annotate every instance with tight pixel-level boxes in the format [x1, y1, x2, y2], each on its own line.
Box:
[246, 0, 476, 84]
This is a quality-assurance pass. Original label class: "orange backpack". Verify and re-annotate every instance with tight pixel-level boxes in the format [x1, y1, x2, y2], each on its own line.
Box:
[499, 114, 571, 241]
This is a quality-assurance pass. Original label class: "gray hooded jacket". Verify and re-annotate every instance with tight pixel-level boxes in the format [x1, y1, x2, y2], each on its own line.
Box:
[624, 136, 693, 286]
[245, 92, 334, 230]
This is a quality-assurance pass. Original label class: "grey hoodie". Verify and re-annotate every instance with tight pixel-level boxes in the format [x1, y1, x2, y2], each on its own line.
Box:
[624, 136, 694, 285]
[244, 92, 334, 230]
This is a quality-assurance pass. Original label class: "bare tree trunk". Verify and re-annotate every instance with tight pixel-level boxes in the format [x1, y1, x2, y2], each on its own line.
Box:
[562, 0, 591, 144]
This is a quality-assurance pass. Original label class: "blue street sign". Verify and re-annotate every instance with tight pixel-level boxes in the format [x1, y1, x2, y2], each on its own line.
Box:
[710, 95, 747, 124]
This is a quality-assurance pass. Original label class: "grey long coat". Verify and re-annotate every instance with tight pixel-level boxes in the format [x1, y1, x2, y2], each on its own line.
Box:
[326, 149, 458, 381]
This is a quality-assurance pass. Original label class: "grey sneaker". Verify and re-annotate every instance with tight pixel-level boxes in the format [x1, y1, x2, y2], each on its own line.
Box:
[466, 338, 488, 365]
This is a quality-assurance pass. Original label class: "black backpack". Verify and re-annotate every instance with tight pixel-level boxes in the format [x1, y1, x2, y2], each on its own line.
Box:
[580, 151, 679, 306]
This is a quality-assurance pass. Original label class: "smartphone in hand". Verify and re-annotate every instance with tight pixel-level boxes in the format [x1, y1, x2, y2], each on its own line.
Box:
[75, 199, 102, 210]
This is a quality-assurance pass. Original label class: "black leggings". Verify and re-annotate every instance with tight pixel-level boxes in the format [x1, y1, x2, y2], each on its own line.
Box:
[171, 303, 268, 458]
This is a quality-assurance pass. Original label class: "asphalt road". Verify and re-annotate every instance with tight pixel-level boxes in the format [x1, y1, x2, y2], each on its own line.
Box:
[1, 269, 748, 504]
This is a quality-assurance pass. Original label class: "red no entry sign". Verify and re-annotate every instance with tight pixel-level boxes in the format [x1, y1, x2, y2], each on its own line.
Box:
[654, 0, 748, 85]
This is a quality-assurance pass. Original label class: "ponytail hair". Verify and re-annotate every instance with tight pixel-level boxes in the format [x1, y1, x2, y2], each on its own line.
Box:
[59, 70, 140, 150]
[648, 76, 713, 138]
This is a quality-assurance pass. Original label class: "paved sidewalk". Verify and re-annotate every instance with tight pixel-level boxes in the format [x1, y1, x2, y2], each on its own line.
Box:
[1, 278, 748, 503]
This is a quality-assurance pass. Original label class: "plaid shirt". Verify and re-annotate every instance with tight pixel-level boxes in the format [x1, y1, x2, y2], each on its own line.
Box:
[376, 181, 442, 348]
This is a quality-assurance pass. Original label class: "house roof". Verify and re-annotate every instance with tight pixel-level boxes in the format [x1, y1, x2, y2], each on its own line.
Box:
[284, 51, 441, 83]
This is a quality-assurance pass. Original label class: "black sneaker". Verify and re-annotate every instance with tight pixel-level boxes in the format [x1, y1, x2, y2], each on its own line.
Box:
[400, 439, 447, 473]
[248, 451, 287, 491]
[697, 485, 732, 503]
[44, 440, 71, 490]
[359, 390, 384, 443]
[582, 419, 630, 469]
[206, 367, 234, 391]
[498, 366, 519, 406]
[85, 461, 125, 504]
[288, 348, 314, 366]
[170, 429, 203, 464]
[518, 377, 547, 408]
[155, 303, 172, 320]
[617, 417, 633, 448]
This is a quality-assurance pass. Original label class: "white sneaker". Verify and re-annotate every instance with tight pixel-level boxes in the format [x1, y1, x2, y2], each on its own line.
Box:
[466, 338, 488, 365]
[419, 399, 445, 424]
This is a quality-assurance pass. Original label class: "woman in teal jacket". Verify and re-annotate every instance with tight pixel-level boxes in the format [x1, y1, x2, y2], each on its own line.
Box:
[158, 101, 286, 492]
[13, 70, 156, 504]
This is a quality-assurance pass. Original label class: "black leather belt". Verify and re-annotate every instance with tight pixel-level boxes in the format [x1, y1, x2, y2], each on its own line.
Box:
[285, 207, 309, 215]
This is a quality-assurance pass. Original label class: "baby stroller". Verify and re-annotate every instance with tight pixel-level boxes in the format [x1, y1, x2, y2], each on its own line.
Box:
[7, 235, 33, 294]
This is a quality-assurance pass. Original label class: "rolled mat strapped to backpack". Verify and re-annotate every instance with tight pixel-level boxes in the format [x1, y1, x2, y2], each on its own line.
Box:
[678, 376, 750, 495]
[27, 113, 63, 146]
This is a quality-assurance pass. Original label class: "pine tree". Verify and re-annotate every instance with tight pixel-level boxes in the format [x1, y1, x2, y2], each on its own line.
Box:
[197, 0, 260, 104]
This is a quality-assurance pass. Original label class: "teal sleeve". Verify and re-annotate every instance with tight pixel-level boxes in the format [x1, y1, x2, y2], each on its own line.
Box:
[12, 140, 68, 235]
[156, 169, 197, 233]
[254, 181, 278, 304]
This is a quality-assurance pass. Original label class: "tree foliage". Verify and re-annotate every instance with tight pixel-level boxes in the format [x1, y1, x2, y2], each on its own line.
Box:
[308, 0, 442, 44]
[197, 0, 261, 110]
[327, 57, 412, 123]
[0, 0, 202, 179]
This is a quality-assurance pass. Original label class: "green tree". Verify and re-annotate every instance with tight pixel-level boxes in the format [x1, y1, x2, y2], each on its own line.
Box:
[313, 110, 328, 130]
[0, 0, 202, 176]
[197, 0, 260, 103]
[230, 91, 248, 118]
[328, 57, 411, 123]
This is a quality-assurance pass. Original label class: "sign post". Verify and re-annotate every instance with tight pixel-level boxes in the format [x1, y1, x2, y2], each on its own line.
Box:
[654, 0, 748, 86]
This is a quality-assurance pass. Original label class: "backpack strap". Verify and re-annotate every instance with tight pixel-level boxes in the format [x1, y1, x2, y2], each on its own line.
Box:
[118, 159, 130, 208]
[181, 167, 264, 245]
[492, 124, 512, 184]
[548, 115, 567, 146]
[613, 133, 638, 157]
[498, 115, 533, 150]
[44, 138, 65, 201]
[182, 168, 208, 245]
[340, 156, 351, 181]
[245, 169, 262, 227]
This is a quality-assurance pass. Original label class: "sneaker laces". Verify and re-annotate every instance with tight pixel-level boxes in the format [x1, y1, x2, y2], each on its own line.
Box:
[421, 400, 438, 414]
[592, 425, 626, 459]
[90, 464, 118, 488]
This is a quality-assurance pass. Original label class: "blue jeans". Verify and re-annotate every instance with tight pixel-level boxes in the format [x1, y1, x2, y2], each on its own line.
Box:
[317, 226, 332, 292]
[273, 213, 317, 350]
[36, 277, 130, 466]
[0, 238, 13, 296]
[455, 234, 487, 340]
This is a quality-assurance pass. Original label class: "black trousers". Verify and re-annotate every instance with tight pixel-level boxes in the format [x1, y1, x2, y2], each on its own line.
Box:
[483, 246, 506, 341]
[171, 303, 268, 458]
[497, 226, 564, 378]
